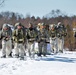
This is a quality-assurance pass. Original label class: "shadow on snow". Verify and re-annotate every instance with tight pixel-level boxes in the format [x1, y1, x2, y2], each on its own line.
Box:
[36, 55, 76, 63]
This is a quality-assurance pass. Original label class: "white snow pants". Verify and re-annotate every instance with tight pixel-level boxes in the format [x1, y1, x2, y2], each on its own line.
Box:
[27, 42, 35, 58]
[2, 39, 12, 57]
[14, 43, 25, 57]
[50, 37, 58, 54]
[57, 37, 64, 53]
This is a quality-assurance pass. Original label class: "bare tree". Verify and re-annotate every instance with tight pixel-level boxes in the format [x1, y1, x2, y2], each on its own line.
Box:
[0, 0, 5, 6]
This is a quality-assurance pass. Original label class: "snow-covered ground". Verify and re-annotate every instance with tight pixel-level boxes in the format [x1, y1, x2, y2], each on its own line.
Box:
[0, 50, 76, 75]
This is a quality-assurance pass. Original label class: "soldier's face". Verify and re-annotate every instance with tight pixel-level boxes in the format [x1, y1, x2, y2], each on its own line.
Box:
[3, 27, 8, 30]
[17, 26, 22, 29]
[49, 26, 51, 30]
[29, 24, 33, 28]
[42, 26, 45, 29]
[40, 26, 43, 30]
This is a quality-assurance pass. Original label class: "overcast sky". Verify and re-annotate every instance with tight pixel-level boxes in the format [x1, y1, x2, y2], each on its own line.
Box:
[0, 0, 76, 18]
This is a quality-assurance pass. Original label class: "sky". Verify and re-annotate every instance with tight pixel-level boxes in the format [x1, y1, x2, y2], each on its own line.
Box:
[0, 0, 76, 18]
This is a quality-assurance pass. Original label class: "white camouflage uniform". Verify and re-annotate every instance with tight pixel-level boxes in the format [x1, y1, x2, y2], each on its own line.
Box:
[13, 23, 26, 59]
[56, 22, 67, 53]
[0, 24, 12, 58]
[49, 24, 58, 54]
[27, 23, 37, 58]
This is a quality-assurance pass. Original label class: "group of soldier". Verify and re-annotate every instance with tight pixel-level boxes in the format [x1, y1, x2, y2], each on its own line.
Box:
[0, 22, 67, 60]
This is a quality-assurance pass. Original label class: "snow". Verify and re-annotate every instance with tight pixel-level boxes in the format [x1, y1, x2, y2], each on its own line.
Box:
[0, 50, 76, 75]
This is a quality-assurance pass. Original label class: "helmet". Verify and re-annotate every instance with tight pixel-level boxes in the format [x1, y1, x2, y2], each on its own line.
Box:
[38, 23, 45, 27]
[49, 24, 55, 30]
[37, 23, 41, 28]
[3, 24, 9, 30]
[38, 23, 41, 26]
[49, 24, 53, 28]
[15, 22, 22, 29]
[37, 23, 45, 30]
[15, 22, 22, 26]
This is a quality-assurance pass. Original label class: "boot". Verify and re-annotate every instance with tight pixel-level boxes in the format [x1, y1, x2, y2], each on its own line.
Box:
[8, 52, 12, 57]
[19, 56, 24, 60]
[1, 55, 6, 58]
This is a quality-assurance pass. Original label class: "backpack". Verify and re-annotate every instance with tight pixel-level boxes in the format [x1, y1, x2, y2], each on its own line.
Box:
[14, 27, 26, 43]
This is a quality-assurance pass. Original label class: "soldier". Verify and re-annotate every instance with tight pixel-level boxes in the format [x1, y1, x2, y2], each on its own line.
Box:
[56, 22, 67, 53]
[12, 22, 26, 60]
[27, 23, 37, 58]
[0, 24, 12, 58]
[37, 23, 49, 56]
[49, 24, 58, 54]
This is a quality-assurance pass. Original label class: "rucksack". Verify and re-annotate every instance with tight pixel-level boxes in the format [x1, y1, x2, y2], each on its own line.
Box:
[14, 27, 26, 43]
